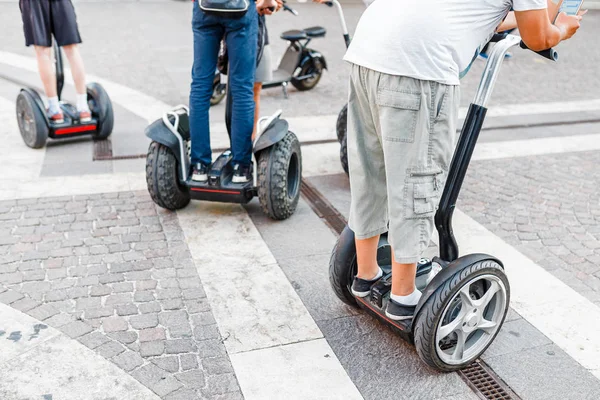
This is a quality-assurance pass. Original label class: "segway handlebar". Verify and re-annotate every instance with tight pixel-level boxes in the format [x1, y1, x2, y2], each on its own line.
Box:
[282, 2, 299, 15]
[474, 34, 558, 107]
[322, 0, 350, 48]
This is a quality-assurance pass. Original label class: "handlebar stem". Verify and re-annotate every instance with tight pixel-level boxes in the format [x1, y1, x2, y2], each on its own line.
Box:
[473, 34, 522, 107]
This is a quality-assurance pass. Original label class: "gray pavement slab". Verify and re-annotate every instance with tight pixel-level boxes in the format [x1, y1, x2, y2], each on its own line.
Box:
[484, 343, 600, 400]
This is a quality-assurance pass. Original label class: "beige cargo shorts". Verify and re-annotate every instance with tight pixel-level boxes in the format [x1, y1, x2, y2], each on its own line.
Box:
[347, 64, 460, 264]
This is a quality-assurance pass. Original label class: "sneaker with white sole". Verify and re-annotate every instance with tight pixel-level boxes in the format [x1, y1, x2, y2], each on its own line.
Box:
[385, 299, 417, 321]
[191, 163, 209, 182]
[232, 163, 252, 184]
[351, 268, 383, 298]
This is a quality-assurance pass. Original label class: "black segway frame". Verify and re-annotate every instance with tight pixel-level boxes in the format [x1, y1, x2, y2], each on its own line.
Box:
[15, 40, 113, 148]
[330, 35, 558, 371]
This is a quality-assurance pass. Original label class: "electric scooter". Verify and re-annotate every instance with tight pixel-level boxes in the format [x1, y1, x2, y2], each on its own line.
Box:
[145, 82, 302, 220]
[329, 35, 558, 371]
[16, 40, 114, 149]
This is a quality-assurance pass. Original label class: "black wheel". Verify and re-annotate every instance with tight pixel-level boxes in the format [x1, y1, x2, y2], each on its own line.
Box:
[210, 76, 226, 106]
[257, 131, 302, 220]
[336, 104, 347, 144]
[87, 82, 114, 140]
[291, 58, 323, 91]
[340, 133, 349, 176]
[414, 260, 510, 372]
[146, 141, 191, 211]
[16, 91, 48, 149]
[329, 227, 359, 307]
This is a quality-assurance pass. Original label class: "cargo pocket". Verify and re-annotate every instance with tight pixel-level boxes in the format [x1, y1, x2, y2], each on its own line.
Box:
[376, 89, 421, 143]
[405, 169, 442, 220]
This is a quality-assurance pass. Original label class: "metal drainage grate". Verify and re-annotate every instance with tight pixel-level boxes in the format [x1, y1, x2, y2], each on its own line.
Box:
[300, 179, 346, 235]
[458, 360, 519, 400]
[93, 139, 146, 161]
[300, 177, 520, 400]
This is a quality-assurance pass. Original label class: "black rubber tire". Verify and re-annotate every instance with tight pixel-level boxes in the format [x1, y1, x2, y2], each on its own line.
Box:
[328, 228, 359, 307]
[340, 133, 349, 176]
[291, 59, 323, 91]
[336, 104, 347, 144]
[16, 91, 48, 149]
[257, 131, 302, 220]
[210, 76, 226, 106]
[87, 82, 114, 140]
[146, 141, 191, 211]
[414, 260, 510, 372]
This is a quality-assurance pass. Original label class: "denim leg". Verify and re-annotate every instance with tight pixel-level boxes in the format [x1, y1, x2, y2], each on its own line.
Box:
[224, 7, 258, 166]
[189, 6, 222, 166]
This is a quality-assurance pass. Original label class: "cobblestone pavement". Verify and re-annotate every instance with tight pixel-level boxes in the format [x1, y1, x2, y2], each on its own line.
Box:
[0, 191, 241, 400]
[461, 150, 600, 307]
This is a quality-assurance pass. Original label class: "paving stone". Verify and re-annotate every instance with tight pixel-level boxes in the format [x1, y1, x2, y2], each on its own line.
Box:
[76, 276, 99, 287]
[61, 320, 93, 338]
[131, 313, 159, 329]
[186, 299, 211, 314]
[67, 287, 89, 299]
[152, 376, 183, 397]
[90, 284, 112, 297]
[152, 356, 180, 373]
[0, 272, 24, 285]
[116, 303, 139, 316]
[140, 340, 165, 357]
[179, 354, 199, 371]
[79, 331, 110, 349]
[136, 280, 158, 291]
[139, 301, 162, 314]
[127, 271, 153, 281]
[196, 339, 226, 358]
[28, 304, 60, 321]
[44, 312, 74, 327]
[159, 278, 180, 289]
[182, 288, 206, 300]
[166, 339, 196, 354]
[140, 327, 166, 343]
[112, 282, 134, 293]
[88, 264, 108, 276]
[99, 273, 125, 284]
[110, 262, 134, 273]
[202, 357, 234, 375]
[207, 392, 244, 400]
[191, 312, 216, 327]
[44, 290, 68, 302]
[108, 331, 138, 345]
[86, 307, 115, 319]
[193, 325, 220, 341]
[112, 351, 145, 372]
[175, 369, 205, 389]
[97, 340, 126, 359]
[102, 316, 129, 332]
[165, 389, 199, 400]
[203, 374, 240, 397]
[134, 290, 156, 302]
[153, 268, 177, 280]
[11, 297, 41, 312]
[47, 268, 68, 280]
[76, 297, 101, 310]
[163, 298, 184, 311]
[105, 293, 133, 306]
[176, 268, 198, 279]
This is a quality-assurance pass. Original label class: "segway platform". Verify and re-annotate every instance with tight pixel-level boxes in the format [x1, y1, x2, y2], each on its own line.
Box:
[49, 103, 98, 139]
[187, 151, 256, 204]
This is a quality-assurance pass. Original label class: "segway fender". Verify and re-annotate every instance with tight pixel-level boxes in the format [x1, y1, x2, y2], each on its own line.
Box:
[414, 254, 504, 318]
[253, 119, 289, 153]
[301, 49, 328, 70]
[21, 88, 49, 127]
[145, 119, 183, 163]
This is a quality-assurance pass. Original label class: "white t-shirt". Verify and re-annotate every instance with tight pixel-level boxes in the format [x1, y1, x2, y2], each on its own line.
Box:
[344, 0, 547, 85]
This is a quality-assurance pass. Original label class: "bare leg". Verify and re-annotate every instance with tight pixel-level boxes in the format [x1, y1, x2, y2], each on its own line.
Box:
[34, 46, 57, 98]
[390, 252, 417, 296]
[62, 44, 87, 94]
[252, 82, 262, 141]
[355, 236, 381, 280]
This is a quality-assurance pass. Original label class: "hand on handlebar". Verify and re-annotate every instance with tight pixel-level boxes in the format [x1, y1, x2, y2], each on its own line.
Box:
[256, 0, 278, 15]
[554, 11, 585, 41]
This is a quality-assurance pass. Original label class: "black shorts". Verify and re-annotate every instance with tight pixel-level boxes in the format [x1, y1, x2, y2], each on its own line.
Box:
[19, 0, 82, 47]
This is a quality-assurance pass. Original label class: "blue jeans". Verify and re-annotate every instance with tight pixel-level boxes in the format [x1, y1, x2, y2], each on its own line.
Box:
[190, 4, 257, 167]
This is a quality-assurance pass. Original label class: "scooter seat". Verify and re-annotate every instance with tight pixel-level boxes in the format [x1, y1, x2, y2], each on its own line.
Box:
[303, 26, 327, 38]
[281, 30, 308, 42]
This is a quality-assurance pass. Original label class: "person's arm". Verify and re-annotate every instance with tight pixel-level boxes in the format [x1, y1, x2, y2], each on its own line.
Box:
[515, 2, 583, 51]
[497, 12, 517, 32]
[256, 0, 277, 13]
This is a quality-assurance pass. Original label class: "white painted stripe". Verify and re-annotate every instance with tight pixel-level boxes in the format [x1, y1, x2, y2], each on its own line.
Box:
[230, 339, 363, 400]
[449, 210, 600, 379]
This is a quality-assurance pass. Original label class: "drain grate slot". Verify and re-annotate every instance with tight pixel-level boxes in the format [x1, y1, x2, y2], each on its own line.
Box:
[93, 139, 146, 161]
[300, 177, 520, 400]
[300, 180, 346, 235]
[458, 360, 519, 400]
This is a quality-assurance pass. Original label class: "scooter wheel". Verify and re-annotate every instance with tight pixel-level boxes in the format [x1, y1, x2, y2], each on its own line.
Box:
[146, 141, 191, 211]
[87, 82, 114, 140]
[336, 104, 347, 144]
[257, 131, 301, 220]
[210, 76, 226, 106]
[16, 91, 48, 149]
[291, 59, 323, 91]
[414, 260, 510, 372]
[329, 226, 359, 307]
[340, 133, 349, 176]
